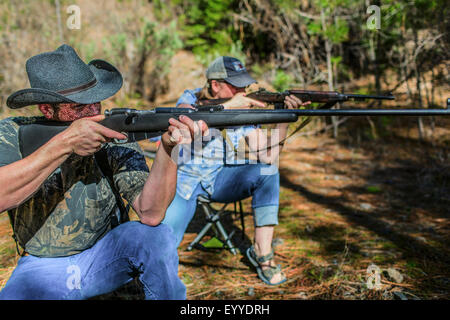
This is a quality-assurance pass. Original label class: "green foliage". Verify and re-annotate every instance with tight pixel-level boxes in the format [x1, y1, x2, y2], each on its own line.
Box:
[135, 18, 183, 71]
[306, 21, 322, 36]
[272, 70, 294, 92]
[273, 0, 299, 11]
[79, 41, 97, 64]
[307, 1, 350, 44]
[327, 18, 349, 44]
[331, 56, 342, 67]
[170, 0, 241, 64]
[195, 40, 246, 67]
[102, 33, 127, 67]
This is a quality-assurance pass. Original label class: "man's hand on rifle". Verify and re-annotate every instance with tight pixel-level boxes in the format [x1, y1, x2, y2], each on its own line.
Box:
[62, 114, 128, 157]
[162, 115, 209, 150]
[222, 92, 266, 109]
[284, 95, 311, 109]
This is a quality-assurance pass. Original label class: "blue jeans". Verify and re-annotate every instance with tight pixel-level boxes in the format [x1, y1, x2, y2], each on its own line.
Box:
[162, 164, 280, 247]
[0, 222, 186, 300]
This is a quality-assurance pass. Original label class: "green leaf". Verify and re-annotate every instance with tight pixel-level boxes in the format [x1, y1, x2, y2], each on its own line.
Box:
[331, 56, 342, 65]
[307, 21, 322, 35]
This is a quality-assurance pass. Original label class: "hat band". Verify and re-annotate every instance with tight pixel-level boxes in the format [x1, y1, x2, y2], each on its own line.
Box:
[57, 78, 97, 95]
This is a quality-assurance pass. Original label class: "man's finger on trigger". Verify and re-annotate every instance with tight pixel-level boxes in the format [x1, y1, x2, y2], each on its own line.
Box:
[96, 124, 127, 140]
[85, 114, 105, 122]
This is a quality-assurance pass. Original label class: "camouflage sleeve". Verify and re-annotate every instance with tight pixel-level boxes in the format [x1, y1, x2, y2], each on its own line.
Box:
[108, 142, 149, 205]
[0, 118, 21, 167]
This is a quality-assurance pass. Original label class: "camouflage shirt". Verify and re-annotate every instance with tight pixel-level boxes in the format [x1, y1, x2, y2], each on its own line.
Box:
[0, 116, 149, 257]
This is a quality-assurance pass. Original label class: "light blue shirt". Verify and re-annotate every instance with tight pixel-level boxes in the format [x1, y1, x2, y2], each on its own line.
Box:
[175, 88, 258, 200]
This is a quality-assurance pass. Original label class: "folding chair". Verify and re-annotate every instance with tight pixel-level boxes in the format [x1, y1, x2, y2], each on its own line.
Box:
[187, 195, 246, 255]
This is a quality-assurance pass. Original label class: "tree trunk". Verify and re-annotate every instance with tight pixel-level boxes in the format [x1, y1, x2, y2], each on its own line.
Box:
[321, 8, 338, 138]
[413, 29, 425, 140]
[55, 0, 64, 43]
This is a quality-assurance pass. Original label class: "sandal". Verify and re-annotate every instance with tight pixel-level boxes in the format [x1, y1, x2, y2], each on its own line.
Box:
[246, 245, 287, 286]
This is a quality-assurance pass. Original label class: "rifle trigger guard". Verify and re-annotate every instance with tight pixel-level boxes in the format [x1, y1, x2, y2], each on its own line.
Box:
[113, 132, 129, 144]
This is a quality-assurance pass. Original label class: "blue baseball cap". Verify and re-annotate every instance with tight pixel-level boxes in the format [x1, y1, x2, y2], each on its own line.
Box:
[206, 56, 256, 88]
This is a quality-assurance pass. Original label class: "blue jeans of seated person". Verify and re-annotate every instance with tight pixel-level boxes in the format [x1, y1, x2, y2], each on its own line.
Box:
[162, 164, 280, 247]
[0, 222, 186, 300]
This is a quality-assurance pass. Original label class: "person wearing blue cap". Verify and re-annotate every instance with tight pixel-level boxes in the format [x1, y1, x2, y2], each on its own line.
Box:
[0, 44, 209, 299]
[162, 56, 310, 286]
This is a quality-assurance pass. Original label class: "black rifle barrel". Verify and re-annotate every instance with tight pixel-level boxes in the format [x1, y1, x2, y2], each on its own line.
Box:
[102, 107, 450, 133]
[340, 93, 395, 100]
[101, 107, 450, 134]
[18, 105, 450, 158]
[228, 108, 450, 116]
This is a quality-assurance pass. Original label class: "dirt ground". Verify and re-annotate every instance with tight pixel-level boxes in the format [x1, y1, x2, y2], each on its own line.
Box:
[1, 115, 448, 300]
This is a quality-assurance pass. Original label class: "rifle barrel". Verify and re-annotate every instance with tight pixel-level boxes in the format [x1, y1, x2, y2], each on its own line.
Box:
[221, 108, 449, 116]
[343, 93, 395, 100]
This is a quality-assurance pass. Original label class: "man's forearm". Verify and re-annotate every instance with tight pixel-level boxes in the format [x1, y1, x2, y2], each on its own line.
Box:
[253, 124, 288, 164]
[273, 123, 289, 153]
[134, 142, 178, 226]
[133, 115, 207, 225]
[0, 134, 72, 212]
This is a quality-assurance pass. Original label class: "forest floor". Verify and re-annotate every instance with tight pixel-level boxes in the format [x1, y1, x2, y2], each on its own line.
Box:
[2, 115, 448, 300]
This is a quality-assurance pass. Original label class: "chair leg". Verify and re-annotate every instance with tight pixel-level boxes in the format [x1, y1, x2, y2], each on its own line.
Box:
[187, 221, 214, 251]
[214, 218, 237, 255]
[187, 202, 215, 251]
[187, 201, 238, 255]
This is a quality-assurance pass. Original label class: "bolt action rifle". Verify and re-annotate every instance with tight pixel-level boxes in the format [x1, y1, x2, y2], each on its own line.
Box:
[197, 88, 395, 109]
[18, 98, 450, 158]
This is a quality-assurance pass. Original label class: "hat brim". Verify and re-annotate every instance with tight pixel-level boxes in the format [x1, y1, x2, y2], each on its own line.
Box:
[6, 59, 123, 109]
[224, 73, 256, 88]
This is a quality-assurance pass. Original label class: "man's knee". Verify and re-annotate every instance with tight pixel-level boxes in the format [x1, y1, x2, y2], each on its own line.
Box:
[254, 164, 279, 190]
[113, 221, 178, 255]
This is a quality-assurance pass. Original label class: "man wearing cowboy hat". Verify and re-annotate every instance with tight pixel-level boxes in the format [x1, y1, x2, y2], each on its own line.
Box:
[0, 44, 208, 299]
